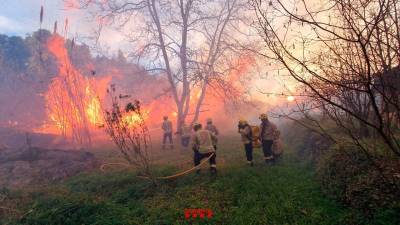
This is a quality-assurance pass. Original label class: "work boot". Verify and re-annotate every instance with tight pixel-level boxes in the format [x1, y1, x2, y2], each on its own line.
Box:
[247, 161, 254, 167]
[264, 156, 274, 164]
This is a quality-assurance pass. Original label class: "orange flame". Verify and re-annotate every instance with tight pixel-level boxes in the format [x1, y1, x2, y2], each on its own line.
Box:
[42, 35, 111, 142]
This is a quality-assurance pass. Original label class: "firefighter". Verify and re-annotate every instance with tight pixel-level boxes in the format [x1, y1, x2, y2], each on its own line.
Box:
[259, 113, 279, 164]
[205, 118, 219, 151]
[179, 122, 191, 150]
[238, 119, 253, 166]
[192, 122, 217, 174]
[161, 116, 173, 149]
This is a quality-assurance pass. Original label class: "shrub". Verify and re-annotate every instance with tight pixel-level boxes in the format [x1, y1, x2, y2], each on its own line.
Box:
[317, 142, 400, 216]
[282, 120, 333, 163]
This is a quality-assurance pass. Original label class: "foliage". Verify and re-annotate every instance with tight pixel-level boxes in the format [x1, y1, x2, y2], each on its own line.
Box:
[0, 34, 31, 73]
[282, 118, 334, 163]
[2, 139, 398, 225]
[317, 142, 400, 216]
[102, 85, 152, 179]
[283, 118, 400, 222]
[268, 0, 400, 152]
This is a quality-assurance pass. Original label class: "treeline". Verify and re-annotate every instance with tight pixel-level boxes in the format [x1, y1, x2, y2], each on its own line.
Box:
[0, 29, 164, 130]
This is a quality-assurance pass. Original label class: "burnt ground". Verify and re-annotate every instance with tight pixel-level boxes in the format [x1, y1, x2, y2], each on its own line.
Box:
[0, 147, 99, 189]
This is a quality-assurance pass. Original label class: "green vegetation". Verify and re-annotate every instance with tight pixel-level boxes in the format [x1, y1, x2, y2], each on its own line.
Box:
[1, 138, 398, 225]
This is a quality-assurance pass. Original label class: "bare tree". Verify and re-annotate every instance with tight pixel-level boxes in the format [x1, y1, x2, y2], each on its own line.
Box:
[251, 0, 400, 158]
[73, 0, 255, 129]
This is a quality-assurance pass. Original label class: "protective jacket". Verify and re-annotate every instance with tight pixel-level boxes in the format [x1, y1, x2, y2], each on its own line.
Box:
[162, 120, 173, 133]
[205, 124, 219, 145]
[206, 124, 219, 135]
[238, 125, 252, 144]
[260, 121, 279, 141]
[192, 129, 216, 153]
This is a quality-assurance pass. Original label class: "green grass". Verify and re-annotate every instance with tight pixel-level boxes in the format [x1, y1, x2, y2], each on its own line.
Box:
[1, 137, 397, 225]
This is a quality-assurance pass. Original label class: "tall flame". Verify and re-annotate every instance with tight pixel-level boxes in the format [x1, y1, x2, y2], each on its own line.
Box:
[43, 35, 110, 144]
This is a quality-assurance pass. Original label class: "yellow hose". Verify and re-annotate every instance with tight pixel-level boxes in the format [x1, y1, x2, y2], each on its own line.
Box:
[100, 153, 215, 180]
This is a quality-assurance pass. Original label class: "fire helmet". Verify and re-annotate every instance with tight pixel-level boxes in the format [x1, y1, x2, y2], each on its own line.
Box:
[193, 122, 202, 131]
[239, 118, 248, 125]
[259, 113, 268, 120]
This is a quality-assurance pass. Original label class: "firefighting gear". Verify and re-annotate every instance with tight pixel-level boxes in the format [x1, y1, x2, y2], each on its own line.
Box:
[193, 122, 202, 131]
[238, 119, 248, 125]
[244, 143, 253, 166]
[259, 113, 268, 120]
[250, 126, 262, 148]
[260, 119, 280, 162]
[162, 118, 173, 133]
[205, 123, 219, 136]
[238, 123, 252, 144]
[260, 120, 279, 141]
[238, 122, 256, 165]
[192, 129, 216, 154]
[163, 133, 173, 149]
[262, 140, 274, 163]
[194, 151, 217, 174]
[192, 128, 217, 173]
[162, 118, 173, 149]
[205, 120, 219, 147]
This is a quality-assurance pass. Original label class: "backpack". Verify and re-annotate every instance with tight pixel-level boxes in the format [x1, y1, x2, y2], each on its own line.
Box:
[250, 125, 261, 148]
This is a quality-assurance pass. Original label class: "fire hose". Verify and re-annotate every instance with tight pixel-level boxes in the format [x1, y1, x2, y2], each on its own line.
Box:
[100, 152, 215, 180]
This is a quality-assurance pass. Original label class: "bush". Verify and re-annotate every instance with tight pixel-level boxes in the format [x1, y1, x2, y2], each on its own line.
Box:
[282, 120, 333, 163]
[317, 142, 400, 217]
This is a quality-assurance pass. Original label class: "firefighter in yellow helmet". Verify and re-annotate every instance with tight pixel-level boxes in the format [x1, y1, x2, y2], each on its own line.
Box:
[205, 118, 219, 151]
[192, 122, 217, 174]
[259, 113, 279, 164]
[238, 119, 254, 166]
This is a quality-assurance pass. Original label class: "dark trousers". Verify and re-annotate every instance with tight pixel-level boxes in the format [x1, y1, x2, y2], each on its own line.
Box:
[194, 151, 216, 169]
[262, 140, 274, 160]
[181, 136, 190, 147]
[163, 132, 173, 145]
[244, 143, 253, 162]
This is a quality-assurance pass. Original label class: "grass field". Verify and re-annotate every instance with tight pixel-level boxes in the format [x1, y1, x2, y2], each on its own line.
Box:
[1, 136, 397, 225]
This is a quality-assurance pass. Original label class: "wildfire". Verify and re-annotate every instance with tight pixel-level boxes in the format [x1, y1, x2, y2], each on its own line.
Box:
[123, 110, 150, 127]
[43, 35, 110, 144]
